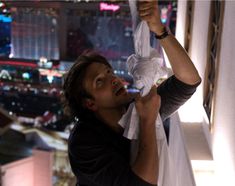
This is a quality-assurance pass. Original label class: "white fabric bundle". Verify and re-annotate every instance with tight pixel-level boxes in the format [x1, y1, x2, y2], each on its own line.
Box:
[118, 1, 173, 186]
[118, 1, 196, 186]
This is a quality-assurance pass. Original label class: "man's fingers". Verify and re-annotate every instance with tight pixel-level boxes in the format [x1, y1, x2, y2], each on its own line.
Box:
[150, 85, 157, 94]
[137, 3, 153, 11]
[137, 0, 158, 22]
[139, 11, 152, 18]
[135, 93, 141, 101]
[139, 14, 153, 22]
[141, 85, 155, 99]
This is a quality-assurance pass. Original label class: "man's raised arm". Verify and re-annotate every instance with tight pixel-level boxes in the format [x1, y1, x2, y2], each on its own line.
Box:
[138, 0, 201, 85]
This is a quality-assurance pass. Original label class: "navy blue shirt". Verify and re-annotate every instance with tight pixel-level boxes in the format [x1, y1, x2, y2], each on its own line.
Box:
[68, 75, 200, 186]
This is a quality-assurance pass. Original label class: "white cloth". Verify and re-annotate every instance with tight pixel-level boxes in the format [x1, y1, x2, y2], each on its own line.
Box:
[118, 20, 173, 186]
[169, 114, 196, 186]
[118, 1, 196, 186]
[119, 1, 172, 185]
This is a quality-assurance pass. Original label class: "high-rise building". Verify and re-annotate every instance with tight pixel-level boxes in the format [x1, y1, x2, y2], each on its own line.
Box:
[0, 1, 11, 57]
[11, 7, 59, 60]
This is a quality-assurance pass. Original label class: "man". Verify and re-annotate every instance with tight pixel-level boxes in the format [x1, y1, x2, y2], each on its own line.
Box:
[63, 1, 201, 185]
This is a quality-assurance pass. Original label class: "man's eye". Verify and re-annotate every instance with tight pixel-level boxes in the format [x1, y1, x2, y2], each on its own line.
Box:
[96, 79, 103, 86]
[107, 69, 113, 74]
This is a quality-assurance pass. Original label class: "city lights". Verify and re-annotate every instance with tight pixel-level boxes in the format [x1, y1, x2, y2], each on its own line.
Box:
[0, 2, 4, 8]
[100, 2, 120, 12]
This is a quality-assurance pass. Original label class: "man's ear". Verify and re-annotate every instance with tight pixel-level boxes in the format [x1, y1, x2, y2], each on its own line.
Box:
[83, 98, 97, 111]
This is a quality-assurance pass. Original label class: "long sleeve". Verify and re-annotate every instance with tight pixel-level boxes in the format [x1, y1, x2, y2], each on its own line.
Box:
[157, 75, 201, 121]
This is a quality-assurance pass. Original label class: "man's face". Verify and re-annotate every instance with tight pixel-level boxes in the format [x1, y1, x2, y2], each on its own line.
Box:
[83, 63, 133, 112]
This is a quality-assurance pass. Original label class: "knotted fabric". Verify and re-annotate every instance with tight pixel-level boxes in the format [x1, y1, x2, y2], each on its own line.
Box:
[118, 1, 174, 186]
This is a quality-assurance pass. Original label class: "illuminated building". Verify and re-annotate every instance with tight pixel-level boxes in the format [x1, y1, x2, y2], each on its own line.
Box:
[0, 1, 11, 57]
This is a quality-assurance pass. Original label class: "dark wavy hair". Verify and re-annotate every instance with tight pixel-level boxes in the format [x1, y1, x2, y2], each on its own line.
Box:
[62, 51, 112, 121]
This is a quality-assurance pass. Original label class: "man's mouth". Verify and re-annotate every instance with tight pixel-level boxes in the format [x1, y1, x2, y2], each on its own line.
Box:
[115, 86, 126, 96]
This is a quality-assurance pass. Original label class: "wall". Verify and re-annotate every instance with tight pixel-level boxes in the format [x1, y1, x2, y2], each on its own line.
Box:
[176, 0, 211, 124]
[1, 157, 34, 186]
[1, 149, 53, 186]
[175, 0, 187, 47]
[212, 1, 235, 185]
[176, 0, 235, 185]
[33, 149, 53, 186]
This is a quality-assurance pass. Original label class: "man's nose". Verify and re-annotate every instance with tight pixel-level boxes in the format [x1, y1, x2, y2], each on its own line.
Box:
[111, 77, 119, 87]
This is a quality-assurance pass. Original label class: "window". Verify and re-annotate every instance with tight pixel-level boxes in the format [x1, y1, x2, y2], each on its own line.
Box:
[184, 0, 194, 53]
[203, 0, 225, 130]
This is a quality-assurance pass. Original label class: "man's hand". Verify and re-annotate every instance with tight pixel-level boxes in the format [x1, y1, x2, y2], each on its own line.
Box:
[133, 85, 160, 184]
[137, 0, 165, 35]
[135, 85, 161, 124]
